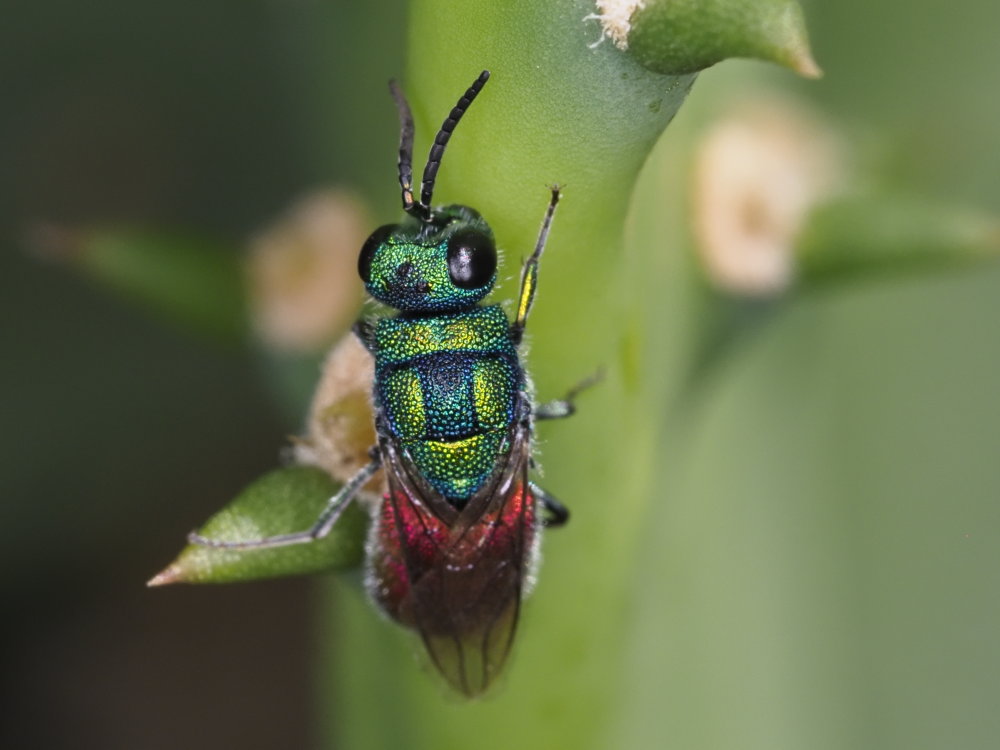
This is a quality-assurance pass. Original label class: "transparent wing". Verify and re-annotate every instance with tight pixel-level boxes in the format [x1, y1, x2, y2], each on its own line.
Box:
[371, 418, 537, 697]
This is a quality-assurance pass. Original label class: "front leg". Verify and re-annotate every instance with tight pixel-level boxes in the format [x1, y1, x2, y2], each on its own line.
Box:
[510, 186, 561, 346]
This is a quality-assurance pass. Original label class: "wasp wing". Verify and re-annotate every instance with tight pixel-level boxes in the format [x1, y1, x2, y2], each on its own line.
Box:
[369, 418, 537, 697]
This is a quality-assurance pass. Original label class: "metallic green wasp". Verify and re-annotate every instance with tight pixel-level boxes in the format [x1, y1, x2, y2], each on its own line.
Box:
[192, 70, 587, 696]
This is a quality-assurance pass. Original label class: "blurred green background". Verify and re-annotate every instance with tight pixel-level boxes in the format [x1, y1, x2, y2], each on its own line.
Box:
[2, 1, 998, 748]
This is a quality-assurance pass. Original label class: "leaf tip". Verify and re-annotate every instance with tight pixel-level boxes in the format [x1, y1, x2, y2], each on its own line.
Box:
[23, 222, 85, 263]
[789, 47, 823, 79]
[147, 562, 186, 588]
[774, 19, 822, 79]
[756, 2, 823, 79]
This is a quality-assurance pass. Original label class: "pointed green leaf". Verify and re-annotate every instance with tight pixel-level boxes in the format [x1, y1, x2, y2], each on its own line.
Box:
[626, 0, 821, 77]
[149, 466, 368, 585]
[33, 226, 248, 344]
[798, 191, 1000, 283]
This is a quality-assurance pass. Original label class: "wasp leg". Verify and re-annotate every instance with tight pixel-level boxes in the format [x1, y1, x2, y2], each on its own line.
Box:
[510, 186, 561, 346]
[534, 368, 604, 421]
[188, 456, 382, 550]
[533, 400, 574, 420]
[530, 483, 570, 528]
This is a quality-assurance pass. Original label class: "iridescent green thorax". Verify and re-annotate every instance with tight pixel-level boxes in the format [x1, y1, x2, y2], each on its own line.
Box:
[372, 305, 522, 500]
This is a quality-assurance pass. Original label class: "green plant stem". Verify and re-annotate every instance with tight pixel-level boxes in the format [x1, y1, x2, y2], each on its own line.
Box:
[325, 1, 697, 747]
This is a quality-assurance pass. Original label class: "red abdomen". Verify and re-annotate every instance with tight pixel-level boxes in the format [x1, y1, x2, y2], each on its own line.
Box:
[366, 478, 537, 696]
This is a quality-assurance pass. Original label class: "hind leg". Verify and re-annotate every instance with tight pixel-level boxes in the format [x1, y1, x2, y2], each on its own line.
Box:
[531, 482, 570, 528]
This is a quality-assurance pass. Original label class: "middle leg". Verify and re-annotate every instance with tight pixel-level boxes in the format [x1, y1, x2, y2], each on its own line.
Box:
[534, 368, 603, 421]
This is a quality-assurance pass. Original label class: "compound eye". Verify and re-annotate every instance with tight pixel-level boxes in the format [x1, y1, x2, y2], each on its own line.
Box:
[446, 229, 496, 289]
[358, 225, 396, 283]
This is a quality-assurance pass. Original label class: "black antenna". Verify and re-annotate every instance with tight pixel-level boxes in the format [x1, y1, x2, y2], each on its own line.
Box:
[419, 70, 490, 213]
[388, 79, 417, 216]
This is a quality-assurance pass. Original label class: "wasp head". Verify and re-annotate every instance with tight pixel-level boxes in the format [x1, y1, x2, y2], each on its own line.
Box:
[357, 205, 497, 313]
